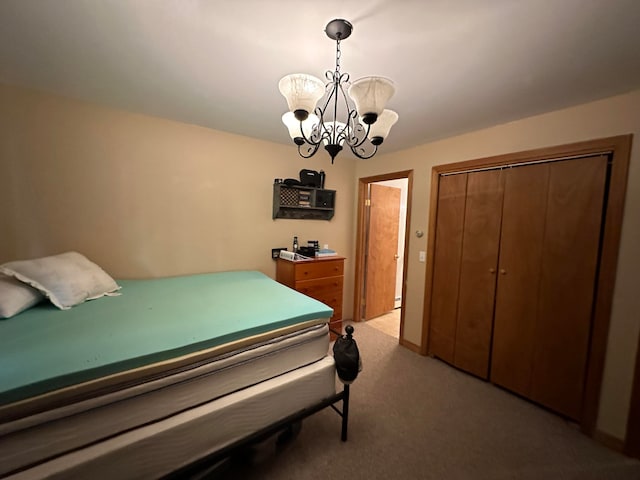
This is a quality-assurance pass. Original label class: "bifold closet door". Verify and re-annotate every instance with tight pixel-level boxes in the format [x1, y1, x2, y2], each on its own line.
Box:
[428, 174, 467, 363]
[491, 163, 549, 396]
[429, 170, 503, 377]
[531, 155, 607, 420]
[491, 155, 607, 420]
[454, 170, 504, 378]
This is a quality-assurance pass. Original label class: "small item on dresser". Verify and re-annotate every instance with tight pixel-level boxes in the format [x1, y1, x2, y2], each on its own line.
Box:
[307, 240, 320, 255]
[316, 248, 337, 257]
[319, 170, 325, 189]
[279, 250, 296, 261]
[292, 236, 299, 253]
[298, 246, 316, 258]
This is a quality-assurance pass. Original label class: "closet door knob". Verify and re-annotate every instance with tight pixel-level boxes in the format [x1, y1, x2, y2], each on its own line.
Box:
[489, 268, 496, 274]
[500, 269, 507, 275]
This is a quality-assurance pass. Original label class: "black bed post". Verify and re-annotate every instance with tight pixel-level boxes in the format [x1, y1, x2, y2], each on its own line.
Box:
[340, 324, 355, 442]
[341, 384, 350, 441]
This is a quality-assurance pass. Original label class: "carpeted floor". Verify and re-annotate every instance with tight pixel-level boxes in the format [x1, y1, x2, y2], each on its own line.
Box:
[192, 321, 640, 479]
[367, 308, 401, 338]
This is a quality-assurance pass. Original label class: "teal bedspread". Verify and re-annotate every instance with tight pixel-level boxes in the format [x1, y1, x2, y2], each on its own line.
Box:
[0, 271, 333, 406]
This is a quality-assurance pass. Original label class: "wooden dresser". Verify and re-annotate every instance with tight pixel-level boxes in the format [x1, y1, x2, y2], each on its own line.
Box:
[276, 256, 345, 337]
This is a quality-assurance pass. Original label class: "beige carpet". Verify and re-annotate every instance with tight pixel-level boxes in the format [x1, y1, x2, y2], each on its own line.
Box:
[192, 321, 640, 480]
[366, 308, 401, 338]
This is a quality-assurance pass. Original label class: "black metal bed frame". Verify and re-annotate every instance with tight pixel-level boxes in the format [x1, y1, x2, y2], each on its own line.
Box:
[163, 326, 354, 479]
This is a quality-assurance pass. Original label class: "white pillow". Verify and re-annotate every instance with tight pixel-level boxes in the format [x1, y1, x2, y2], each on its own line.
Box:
[0, 252, 120, 310]
[0, 275, 44, 318]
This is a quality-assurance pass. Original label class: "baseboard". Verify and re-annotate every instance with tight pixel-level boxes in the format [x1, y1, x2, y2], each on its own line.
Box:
[399, 338, 422, 354]
[593, 429, 624, 452]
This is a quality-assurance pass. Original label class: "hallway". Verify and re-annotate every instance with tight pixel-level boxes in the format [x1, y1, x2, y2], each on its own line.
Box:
[366, 308, 401, 339]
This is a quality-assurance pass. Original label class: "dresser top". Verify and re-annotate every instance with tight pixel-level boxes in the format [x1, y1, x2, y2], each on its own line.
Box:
[278, 256, 345, 264]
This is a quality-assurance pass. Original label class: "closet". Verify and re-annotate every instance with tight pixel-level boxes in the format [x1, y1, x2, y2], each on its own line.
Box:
[428, 154, 608, 421]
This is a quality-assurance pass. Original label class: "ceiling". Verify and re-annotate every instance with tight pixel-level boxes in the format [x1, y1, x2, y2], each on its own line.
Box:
[2, 0, 640, 156]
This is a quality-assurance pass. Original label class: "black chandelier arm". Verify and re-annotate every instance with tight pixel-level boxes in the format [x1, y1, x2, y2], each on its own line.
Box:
[320, 70, 342, 114]
[296, 103, 333, 146]
[349, 142, 378, 160]
[343, 109, 372, 149]
[334, 71, 350, 84]
[313, 105, 340, 146]
[337, 77, 353, 116]
[302, 106, 331, 146]
[317, 126, 335, 146]
[296, 105, 337, 152]
[325, 69, 341, 84]
[298, 116, 322, 146]
[333, 81, 371, 150]
[298, 141, 321, 159]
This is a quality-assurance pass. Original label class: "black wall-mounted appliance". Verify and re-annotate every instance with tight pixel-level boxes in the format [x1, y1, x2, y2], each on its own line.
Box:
[299, 169, 321, 187]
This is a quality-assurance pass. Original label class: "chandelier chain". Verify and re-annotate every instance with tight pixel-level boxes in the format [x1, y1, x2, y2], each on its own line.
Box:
[336, 39, 341, 74]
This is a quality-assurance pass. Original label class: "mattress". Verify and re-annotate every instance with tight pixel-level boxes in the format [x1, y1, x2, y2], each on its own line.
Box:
[1, 270, 333, 419]
[6, 355, 338, 480]
[0, 323, 330, 477]
[0, 270, 335, 477]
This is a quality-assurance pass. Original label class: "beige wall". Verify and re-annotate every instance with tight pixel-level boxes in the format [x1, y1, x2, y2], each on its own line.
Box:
[355, 89, 640, 441]
[0, 83, 356, 314]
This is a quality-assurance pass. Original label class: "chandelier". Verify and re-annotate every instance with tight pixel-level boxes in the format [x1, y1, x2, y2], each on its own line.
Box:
[279, 19, 398, 164]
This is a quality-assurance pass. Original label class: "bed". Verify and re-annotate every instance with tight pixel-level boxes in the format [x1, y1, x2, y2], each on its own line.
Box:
[0, 263, 352, 479]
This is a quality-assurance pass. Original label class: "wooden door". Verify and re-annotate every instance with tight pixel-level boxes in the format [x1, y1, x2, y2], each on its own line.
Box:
[364, 184, 401, 320]
[531, 155, 607, 420]
[491, 163, 549, 396]
[454, 170, 504, 378]
[491, 156, 608, 421]
[428, 174, 467, 363]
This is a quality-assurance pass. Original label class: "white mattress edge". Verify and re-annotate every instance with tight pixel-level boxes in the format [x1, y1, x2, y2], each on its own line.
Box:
[7, 356, 337, 480]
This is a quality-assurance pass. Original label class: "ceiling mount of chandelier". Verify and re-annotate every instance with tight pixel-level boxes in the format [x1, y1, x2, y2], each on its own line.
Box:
[279, 19, 398, 164]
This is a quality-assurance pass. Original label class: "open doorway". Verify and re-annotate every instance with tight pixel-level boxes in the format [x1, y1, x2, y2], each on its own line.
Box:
[353, 171, 413, 341]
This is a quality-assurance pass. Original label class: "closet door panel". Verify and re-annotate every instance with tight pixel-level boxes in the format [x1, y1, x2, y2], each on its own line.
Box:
[531, 156, 607, 420]
[428, 174, 467, 363]
[490, 164, 549, 396]
[454, 170, 504, 378]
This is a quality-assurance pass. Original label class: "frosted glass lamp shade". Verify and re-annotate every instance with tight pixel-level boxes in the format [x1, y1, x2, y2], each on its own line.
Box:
[367, 109, 398, 145]
[282, 112, 319, 144]
[348, 76, 395, 124]
[278, 74, 325, 120]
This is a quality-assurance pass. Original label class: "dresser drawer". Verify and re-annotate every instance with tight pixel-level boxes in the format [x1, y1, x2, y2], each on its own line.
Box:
[294, 259, 344, 281]
[296, 277, 343, 297]
[311, 291, 343, 322]
[275, 256, 345, 331]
